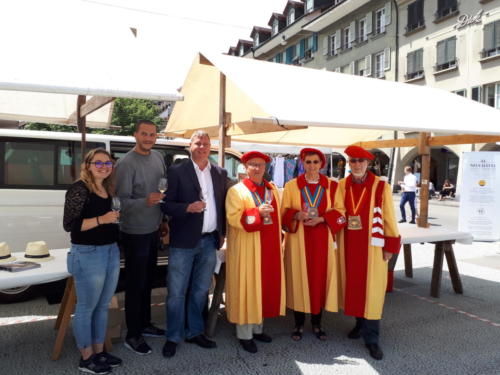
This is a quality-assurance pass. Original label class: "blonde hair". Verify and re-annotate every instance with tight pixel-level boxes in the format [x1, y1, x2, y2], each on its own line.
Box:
[79, 148, 115, 195]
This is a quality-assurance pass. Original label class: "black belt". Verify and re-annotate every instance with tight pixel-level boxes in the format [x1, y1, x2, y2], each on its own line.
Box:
[201, 231, 216, 237]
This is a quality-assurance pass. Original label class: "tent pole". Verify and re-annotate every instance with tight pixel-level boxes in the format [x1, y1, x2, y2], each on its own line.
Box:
[218, 73, 226, 168]
[77, 95, 87, 160]
[417, 132, 430, 228]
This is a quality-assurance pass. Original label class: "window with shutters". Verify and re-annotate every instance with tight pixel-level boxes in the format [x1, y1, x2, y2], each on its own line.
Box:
[343, 26, 351, 49]
[358, 17, 368, 43]
[435, 0, 458, 22]
[305, 0, 314, 13]
[405, 49, 424, 80]
[356, 58, 366, 76]
[303, 35, 316, 60]
[482, 20, 500, 59]
[375, 8, 386, 34]
[287, 8, 295, 26]
[330, 34, 337, 56]
[292, 43, 301, 64]
[435, 37, 457, 72]
[406, 0, 425, 34]
[453, 89, 466, 97]
[471, 87, 481, 102]
[272, 19, 279, 36]
[485, 84, 500, 109]
[374, 52, 385, 78]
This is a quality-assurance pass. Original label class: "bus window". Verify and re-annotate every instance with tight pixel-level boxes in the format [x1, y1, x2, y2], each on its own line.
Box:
[4, 141, 55, 186]
[209, 152, 242, 182]
[57, 142, 104, 185]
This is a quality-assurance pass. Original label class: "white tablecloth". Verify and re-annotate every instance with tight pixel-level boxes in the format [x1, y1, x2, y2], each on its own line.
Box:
[399, 224, 473, 245]
[0, 248, 69, 290]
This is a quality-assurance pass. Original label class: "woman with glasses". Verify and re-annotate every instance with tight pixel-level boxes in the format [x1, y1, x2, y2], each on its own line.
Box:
[63, 148, 121, 374]
[281, 148, 346, 342]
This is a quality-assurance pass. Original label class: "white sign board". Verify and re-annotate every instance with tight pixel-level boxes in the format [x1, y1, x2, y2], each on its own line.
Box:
[458, 152, 500, 241]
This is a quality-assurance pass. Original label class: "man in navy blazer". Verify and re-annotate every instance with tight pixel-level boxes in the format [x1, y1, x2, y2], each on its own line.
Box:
[161, 130, 228, 358]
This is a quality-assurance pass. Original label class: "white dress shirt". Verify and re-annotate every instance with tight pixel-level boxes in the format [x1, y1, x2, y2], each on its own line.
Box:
[402, 173, 417, 192]
[192, 160, 217, 233]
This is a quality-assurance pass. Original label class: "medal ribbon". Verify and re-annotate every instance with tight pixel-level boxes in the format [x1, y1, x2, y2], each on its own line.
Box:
[301, 185, 325, 208]
[250, 190, 264, 207]
[349, 187, 367, 215]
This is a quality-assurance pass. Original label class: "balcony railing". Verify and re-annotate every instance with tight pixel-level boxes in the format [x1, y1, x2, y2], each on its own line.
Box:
[434, 59, 457, 72]
[434, 5, 458, 22]
[405, 20, 425, 34]
[405, 70, 424, 81]
[480, 47, 500, 59]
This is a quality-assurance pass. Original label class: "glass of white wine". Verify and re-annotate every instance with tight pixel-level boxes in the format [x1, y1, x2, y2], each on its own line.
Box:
[158, 177, 168, 203]
[263, 188, 274, 225]
[111, 197, 121, 224]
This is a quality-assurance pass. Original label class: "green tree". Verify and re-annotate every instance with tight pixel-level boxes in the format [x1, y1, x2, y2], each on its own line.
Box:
[108, 98, 164, 135]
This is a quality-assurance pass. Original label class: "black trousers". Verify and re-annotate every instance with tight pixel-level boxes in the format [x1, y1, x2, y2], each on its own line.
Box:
[121, 231, 159, 339]
[354, 317, 380, 345]
[294, 310, 322, 327]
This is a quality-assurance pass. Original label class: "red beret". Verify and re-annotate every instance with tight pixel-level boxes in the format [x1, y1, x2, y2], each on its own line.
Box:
[344, 145, 374, 161]
[300, 148, 326, 168]
[241, 151, 271, 164]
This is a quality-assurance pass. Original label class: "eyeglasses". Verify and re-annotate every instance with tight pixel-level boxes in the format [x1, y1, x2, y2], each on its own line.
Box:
[247, 163, 266, 168]
[304, 160, 320, 164]
[89, 161, 114, 168]
[349, 158, 366, 164]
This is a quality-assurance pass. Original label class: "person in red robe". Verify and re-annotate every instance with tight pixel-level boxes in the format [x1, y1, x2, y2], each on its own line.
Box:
[281, 148, 345, 342]
[225, 151, 285, 354]
[334, 145, 401, 360]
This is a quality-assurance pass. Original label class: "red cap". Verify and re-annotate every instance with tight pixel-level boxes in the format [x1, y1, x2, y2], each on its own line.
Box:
[241, 151, 271, 164]
[300, 148, 326, 168]
[344, 145, 374, 161]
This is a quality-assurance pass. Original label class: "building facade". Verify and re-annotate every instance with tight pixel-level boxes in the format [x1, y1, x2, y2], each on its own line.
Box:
[227, 0, 500, 193]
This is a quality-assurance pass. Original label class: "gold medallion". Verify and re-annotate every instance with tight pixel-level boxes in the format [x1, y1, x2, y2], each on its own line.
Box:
[348, 215, 362, 230]
[307, 207, 319, 219]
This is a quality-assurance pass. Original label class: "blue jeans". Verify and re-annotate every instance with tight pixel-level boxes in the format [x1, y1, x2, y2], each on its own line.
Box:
[67, 243, 120, 349]
[400, 191, 416, 222]
[166, 234, 217, 343]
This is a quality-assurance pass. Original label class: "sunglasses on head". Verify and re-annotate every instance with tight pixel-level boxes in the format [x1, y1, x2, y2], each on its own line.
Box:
[305, 160, 320, 164]
[89, 161, 114, 168]
[349, 158, 366, 164]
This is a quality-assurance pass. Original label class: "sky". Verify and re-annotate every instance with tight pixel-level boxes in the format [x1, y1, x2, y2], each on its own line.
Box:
[1, 0, 290, 91]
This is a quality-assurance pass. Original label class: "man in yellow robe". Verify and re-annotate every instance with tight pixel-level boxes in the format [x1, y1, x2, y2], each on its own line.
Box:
[335, 145, 401, 360]
[225, 151, 286, 354]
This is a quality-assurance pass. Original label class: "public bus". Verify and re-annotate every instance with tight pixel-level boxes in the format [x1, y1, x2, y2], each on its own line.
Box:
[0, 128, 242, 302]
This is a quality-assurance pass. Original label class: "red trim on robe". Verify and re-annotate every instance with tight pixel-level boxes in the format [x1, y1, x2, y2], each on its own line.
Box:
[343, 172, 375, 318]
[240, 207, 262, 232]
[323, 209, 347, 235]
[383, 235, 401, 254]
[241, 178, 282, 318]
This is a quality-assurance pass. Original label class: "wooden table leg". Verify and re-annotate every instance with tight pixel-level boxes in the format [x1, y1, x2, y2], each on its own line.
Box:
[54, 277, 72, 330]
[52, 277, 76, 360]
[444, 241, 463, 294]
[430, 242, 444, 298]
[206, 263, 226, 338]
[403, 244, 413, 278]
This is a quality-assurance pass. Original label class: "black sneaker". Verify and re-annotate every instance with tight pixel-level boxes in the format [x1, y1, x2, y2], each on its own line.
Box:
[141, 324, 165, 338]
[78, 355, 111, 374]
[398, 219, 406, 223]
[95, 351, 123, 367]
[124, 336, 152, 355]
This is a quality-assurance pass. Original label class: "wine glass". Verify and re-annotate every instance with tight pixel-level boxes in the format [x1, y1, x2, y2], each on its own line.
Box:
[265, 189, 273, 206]
[158, 177, 168, 203]
[111, 197, 121, 224]
[199, 188, 208, 212]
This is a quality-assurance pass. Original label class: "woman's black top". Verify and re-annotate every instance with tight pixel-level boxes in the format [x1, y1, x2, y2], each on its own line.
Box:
[63, 180, 119, 245]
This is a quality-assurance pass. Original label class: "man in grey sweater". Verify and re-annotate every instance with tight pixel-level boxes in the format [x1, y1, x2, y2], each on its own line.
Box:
[115, 120, 166, 355]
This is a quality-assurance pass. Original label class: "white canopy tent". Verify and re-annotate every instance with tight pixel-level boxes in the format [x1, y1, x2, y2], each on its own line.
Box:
[0, 3, 183, 128]
[166, 52, 500, 143]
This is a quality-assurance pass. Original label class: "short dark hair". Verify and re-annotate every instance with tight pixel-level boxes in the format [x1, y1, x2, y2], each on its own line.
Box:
[134, 120, 157, 133]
